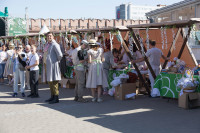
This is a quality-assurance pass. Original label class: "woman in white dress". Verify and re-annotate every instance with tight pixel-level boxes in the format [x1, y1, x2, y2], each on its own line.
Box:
[3, 43, 15, 85]
[86, 39, 108, 102]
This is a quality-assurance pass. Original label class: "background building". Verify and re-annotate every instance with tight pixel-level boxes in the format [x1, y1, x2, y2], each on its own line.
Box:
[146, 0, 200, 63]
[146, 0, 200, 23]
[116, 3, 163, 20]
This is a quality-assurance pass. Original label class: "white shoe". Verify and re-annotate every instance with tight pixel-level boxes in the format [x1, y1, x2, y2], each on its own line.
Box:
[92, 98, 97, 102]
[97, 98, 103, 103]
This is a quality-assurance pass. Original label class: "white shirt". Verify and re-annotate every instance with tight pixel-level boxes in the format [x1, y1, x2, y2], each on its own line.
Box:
[0, 51, 8, 64]
[72, 46, 84, 71]
[29, 53, 39, 71]
[66, 48, 73, 61]
[27, 51, 32, 57]
[145, 47, 163, 68]
[134, 51, 146, 68]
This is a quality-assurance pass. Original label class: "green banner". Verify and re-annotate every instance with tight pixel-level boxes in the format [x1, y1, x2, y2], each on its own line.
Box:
[154, 73, 200, 98]
[8, 17, 27, 36]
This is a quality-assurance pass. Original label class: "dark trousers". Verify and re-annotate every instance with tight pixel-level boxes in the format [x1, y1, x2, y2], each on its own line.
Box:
[30, 70, 39, 95]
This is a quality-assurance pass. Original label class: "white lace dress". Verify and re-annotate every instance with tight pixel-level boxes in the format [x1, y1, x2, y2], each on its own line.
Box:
[3, 50, 14, 77]
[86, 48, 108, 88]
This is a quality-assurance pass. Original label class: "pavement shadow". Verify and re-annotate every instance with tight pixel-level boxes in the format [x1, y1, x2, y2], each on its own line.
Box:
[1, 84, 200, 133]
[0, 84, 77, 104]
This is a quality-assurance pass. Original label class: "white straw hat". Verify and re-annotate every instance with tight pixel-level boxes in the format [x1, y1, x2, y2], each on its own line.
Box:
[88, 39, 97, 45]
[8, 43, 15, 47]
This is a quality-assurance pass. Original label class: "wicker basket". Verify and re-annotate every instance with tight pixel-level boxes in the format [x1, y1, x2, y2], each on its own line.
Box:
[183, 86, 196, 93]
[181, 69, 197, 93]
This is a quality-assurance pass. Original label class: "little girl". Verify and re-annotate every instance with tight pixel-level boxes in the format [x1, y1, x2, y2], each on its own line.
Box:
[86, 39, 108, 102]
[112, 48, 125, 69]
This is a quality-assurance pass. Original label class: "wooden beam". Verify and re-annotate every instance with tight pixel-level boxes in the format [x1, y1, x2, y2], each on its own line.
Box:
[127, 18, 200, 29]
[124, 31, 130, 41]
[178, 27, 192, 59]
[131, 30, 147, 53]
[121, 38, 150, 95]
[162, 28, 181, 69]
[129, 28, 157, 80]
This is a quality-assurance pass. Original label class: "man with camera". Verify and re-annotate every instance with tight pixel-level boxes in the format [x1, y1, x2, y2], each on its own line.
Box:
[12, 45, 27, 97]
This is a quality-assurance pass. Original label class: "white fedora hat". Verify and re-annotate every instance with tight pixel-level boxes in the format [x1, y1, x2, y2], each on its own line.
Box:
[8, 42, 15, 47]
[88, 39, 97, 45]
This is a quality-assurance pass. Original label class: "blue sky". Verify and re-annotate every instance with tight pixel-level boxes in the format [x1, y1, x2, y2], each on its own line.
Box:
[0, 0, 182, 19]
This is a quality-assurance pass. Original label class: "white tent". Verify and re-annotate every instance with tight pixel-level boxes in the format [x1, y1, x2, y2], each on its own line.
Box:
[39, 24, 49, 34]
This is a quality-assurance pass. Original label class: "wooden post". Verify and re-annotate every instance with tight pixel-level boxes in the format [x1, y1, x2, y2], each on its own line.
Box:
[124, 31, 130, 41]
[131, 30, 147, 52]
[162, 28, 181, 69]
[178, 27, 192, 59]
[121, 38, 151, 95]
[130, 28, 157, 79]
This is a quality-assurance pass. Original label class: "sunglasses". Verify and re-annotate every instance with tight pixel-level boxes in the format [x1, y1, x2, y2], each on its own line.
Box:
[15, 47, 22, 50]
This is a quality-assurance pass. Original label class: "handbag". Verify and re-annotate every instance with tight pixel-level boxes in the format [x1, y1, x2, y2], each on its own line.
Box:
[18, 55, 26, 71]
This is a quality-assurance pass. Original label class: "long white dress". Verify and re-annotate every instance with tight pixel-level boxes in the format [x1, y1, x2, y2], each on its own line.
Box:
[3, 50, 14, 77]
[86, 48, 108, 89]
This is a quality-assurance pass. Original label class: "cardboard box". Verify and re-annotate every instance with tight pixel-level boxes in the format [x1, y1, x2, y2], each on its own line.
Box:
[178, 92, 199, 109]
[66, 79, 76, 89]
[115, 83, 137, 100]
[38, 75, 42, 84]
[38, 75, 47, 84]
[59, 78, 75, 89]
[59, 78, 69, 88]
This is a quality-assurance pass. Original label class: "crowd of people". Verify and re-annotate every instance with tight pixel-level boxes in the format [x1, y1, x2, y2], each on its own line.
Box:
[0, 32, 169, 104]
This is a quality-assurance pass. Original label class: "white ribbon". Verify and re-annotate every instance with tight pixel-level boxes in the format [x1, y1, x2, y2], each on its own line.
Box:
[117, 31, 123, 47]
[59, 33, 62, 45]
[128, 35, 134, 56]
[109, 32, 114, 51]
[172, 28, 176, 50]
[138, 30, 145, 56]
[102, 33, 106, 48]
[161, 27, 165, 49]
[65, 32, 69, 48]
[70, 35, 73, 49]
[38, 35, 41, 50]
[146, 28, 150, 50]
[41, 37, 46, 50]
[25, 37, 29, 45]
[164, 27, 168, 49]
[84, 32, 87, 40]
[5, 39, 7, 45]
